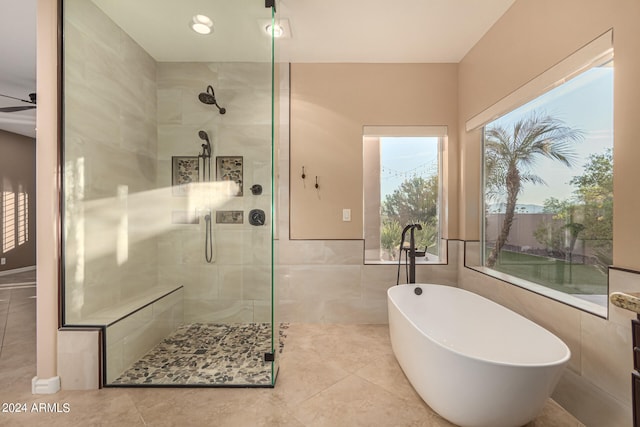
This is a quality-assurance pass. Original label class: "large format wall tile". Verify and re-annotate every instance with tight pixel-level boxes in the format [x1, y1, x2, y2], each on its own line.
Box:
[277, 240, 459, 323]
[105, 289, 184, 383]
[279, 240, 365, 265]
[581, 313, 632, 406]
[64, 1, 158, 323]
[157, 62, 273, 322]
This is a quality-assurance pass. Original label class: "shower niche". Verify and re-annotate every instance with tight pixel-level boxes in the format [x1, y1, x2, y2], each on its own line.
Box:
[61, 0, 280, 387]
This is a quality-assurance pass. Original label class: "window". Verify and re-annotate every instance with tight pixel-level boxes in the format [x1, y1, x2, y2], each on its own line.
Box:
[363, 126, 444, 264]
[1, 189, 30, 254]
[481, 53, 613, 312]
[2, 191, 16, 252]
[18, 191, 28, 246]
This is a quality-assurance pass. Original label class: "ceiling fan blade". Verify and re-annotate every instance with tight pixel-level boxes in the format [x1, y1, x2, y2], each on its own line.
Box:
[0, 105, 37, 113]
[0, 92, 35, 103]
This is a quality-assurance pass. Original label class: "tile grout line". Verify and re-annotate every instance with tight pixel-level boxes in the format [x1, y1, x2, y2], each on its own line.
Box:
[289, 369, 354, 410]
[123, 392, 150, 427]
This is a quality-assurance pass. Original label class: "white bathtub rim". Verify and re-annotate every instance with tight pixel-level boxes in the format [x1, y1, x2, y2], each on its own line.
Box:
[387, 283, 571, 368]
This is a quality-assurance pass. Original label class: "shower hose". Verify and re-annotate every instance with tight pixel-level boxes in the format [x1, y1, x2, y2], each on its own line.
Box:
[205, 213, 213, 263]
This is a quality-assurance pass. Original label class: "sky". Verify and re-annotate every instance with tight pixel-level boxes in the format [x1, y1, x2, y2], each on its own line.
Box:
[379, 137, 439, 200]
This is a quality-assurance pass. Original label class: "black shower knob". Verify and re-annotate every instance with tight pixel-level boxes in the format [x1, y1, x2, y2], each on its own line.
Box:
[250, 184, 262, 195]
[249, 209, 266, 226]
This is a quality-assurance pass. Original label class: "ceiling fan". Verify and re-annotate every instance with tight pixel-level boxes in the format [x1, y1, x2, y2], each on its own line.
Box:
[0, 92, 36, 113]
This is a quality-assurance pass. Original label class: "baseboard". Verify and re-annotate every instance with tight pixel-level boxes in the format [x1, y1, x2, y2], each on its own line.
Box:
[32, 376, 61, 394]
[0, 265, 36, 276]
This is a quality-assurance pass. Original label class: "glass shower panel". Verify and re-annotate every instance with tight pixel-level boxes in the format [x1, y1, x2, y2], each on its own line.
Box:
[270, 2, 281, 385]
[61, 0, 277, 387]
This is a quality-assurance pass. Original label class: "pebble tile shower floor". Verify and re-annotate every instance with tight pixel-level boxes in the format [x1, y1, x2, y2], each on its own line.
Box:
[112, 323, 288, 386]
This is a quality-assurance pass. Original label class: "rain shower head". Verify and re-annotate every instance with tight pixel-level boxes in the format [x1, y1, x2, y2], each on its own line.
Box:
[198, 91, 215, 105]
[198, 85, 226, 114]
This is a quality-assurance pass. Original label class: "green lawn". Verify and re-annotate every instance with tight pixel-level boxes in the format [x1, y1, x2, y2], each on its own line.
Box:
[491, 250, 607, 295]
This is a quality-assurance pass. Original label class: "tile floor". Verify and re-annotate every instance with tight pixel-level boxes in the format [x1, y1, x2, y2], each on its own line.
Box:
[0, 269, 584, 426]
[0, 269, 37, 286]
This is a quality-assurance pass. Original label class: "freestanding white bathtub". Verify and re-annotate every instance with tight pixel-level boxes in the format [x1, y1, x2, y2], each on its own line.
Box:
[388, 284, 570, 427]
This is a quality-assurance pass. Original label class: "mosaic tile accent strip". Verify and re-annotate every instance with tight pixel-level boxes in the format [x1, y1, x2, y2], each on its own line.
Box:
[112, 323, 288, 386]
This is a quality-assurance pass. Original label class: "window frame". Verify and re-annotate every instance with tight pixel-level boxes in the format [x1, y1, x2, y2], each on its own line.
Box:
[468, 31, 614, 318]
[362, 126, 447, 265]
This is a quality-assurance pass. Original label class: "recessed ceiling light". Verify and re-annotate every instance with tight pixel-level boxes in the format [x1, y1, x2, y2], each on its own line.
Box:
[266, 24, 284, 38]
[190, 14, 213, 35]
[258, 18, 291, 39]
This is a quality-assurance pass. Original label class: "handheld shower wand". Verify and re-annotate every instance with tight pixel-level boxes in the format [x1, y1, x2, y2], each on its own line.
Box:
[198, 130, 212, 182]
[197, 129, 214, 263]
[198, 85, 226, 114]
[198, 130, 211, 158]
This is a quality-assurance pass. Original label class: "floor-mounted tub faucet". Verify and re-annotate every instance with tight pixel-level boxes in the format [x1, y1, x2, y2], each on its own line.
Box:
[398, 223, 423, 284]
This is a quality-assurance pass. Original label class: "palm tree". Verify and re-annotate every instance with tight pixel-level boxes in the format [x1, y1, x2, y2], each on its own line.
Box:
[485, 112, 583, 267]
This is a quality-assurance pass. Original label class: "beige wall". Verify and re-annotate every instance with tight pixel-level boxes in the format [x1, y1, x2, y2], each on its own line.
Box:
[280, 65, 459, 323]
[0, 130, 36, 271]
[458, 0, 640, 425]
[290, 63, 458, 240]
[362, 136, 381, 259]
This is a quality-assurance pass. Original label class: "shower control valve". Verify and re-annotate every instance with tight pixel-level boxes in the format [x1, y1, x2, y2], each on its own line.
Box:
[249, 209, 266, 226]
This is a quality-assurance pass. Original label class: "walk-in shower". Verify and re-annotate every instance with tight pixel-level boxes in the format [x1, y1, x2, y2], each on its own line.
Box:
[61, 0, 280, 387]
